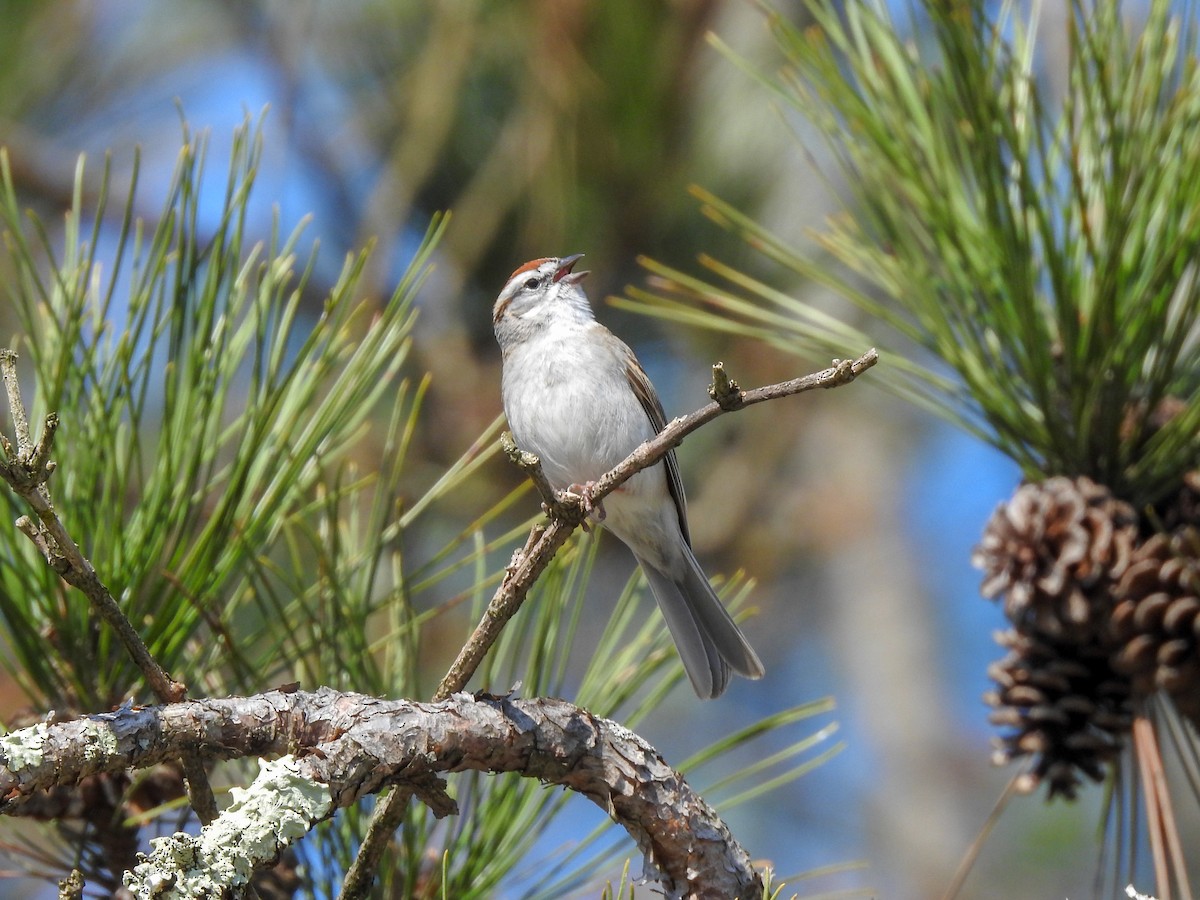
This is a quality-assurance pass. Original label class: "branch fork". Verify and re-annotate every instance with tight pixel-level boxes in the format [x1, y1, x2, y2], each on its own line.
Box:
[500, 431, 595, 526]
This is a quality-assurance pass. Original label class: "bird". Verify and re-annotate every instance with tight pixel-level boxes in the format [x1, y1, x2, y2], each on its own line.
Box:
[492, 253, 764, 698]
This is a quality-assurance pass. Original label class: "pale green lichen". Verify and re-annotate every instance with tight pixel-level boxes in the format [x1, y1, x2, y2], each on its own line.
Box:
[79, 719, 121, 763]
[0, 722, 49, 771]
[124, 756, 333, 899]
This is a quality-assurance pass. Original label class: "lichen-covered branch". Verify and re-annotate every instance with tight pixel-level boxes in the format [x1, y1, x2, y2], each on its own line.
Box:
[125, 756, 333, 899]
[0, 688, 763, 899]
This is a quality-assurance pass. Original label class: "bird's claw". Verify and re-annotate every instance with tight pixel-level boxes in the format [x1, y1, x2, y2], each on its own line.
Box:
[564, 482, 606, 530]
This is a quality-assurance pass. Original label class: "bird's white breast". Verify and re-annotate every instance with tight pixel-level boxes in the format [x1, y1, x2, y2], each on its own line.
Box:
[501, 319, 658, 492]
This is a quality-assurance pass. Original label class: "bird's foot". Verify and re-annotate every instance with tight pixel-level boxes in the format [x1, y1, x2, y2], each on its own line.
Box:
[564, 481, 606, 531]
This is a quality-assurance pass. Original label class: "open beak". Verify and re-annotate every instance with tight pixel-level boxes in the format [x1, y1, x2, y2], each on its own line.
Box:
[553, 253, 588, 284]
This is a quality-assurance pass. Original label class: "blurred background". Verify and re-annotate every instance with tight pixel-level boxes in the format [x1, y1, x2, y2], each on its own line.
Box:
[0, 0, 1127, 897]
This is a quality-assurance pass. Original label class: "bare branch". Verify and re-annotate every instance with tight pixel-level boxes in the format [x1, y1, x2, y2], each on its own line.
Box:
[0, 350, 36, 460]
[451, 348, 879, 699]
[501, 431, 557, 509]
[592, 350, 877, 501]
[0, 688, 763, 900]
[433, 521, 553, 700]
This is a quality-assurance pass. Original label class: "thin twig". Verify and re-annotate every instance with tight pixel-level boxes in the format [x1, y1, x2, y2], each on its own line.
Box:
[0, 350, 34, 456]
[339, 348, 878, 898]
[501, 432, 558, 509]
[589, 351, 876, 501]
[341, 523, 561, 897]
[0, 351, 218, 824]
[434, 521, 552, 700]
[336, 783, 414, 899]
[939, 772, 1019, 900]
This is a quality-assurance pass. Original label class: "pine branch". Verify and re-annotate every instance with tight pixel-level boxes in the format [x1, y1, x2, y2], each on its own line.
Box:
[0, 688, 764, 900]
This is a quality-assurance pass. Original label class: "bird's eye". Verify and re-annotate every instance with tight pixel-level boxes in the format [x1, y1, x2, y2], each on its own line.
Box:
[524, 277, 541, 290]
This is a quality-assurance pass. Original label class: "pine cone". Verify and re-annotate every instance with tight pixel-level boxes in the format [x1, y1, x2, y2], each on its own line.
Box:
[985, 628, 1133, 799]
[975, 476, 1140, 799]
[1110, 527, 1200, 729]
[973, 476, 1137, 643]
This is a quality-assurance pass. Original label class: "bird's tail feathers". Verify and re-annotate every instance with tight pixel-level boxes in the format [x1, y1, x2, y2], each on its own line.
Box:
[638, 547, 764, 699]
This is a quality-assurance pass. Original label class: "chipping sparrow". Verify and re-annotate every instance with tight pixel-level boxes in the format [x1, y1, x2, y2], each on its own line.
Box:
[493, 254, 764, 698]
